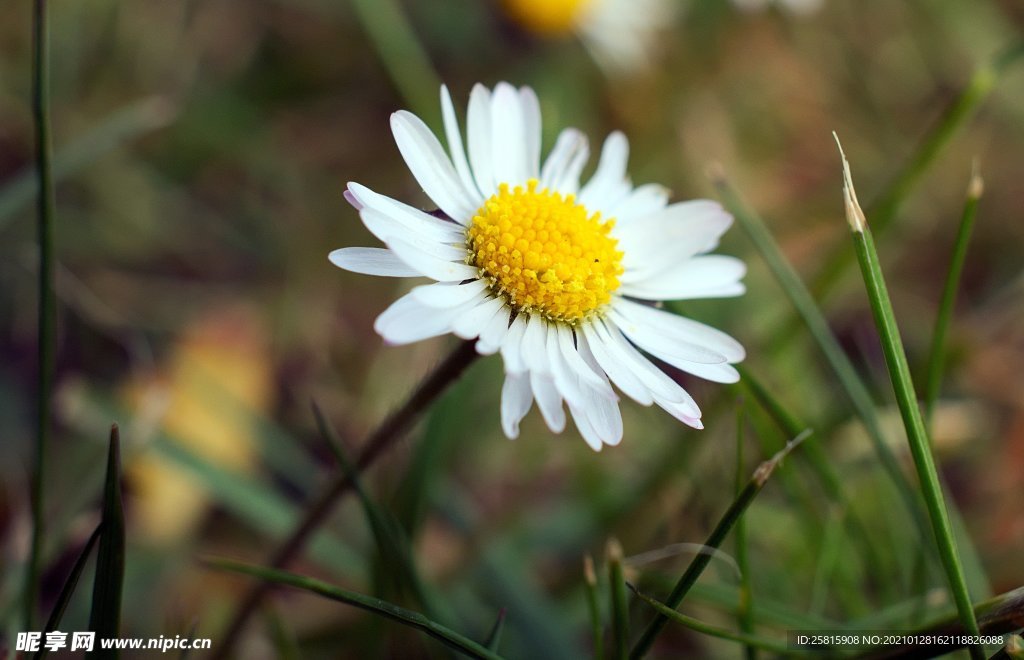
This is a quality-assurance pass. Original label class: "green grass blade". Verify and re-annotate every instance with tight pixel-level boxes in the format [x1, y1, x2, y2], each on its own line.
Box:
[628, 587, 800, 656]
[812, 42, 1024, 297]
[34, 524, 101, 659]
[484, 608, 507, 652]
[26, 0, 56, 630]
[924, 166, 984, 425]
[836, 136, 983, 659]
[311, 402, 440, 619]
[349, 0, 441, 127]
[630, 430, 809, 659]
[584, 555, 604, 659]
[714, 173, 929, 542]
[88, 424, 126, 657]
[0, 97, 173, 230]
[734, 404, 757, 660]
[608, 540, 629, 660]
[205, 559, 503, 660]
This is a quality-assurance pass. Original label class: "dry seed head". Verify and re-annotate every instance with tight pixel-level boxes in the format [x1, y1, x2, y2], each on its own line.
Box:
[832, 132, 867, 233]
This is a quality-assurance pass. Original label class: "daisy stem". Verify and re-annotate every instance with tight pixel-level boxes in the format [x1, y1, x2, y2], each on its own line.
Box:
[629, 431, 808, 659]
[350, 0, 442, 127]
[812, 42, 1024, 298]
[212, 340, 480, 659]
[713, 174, 929, 545]
[837, 138, 983, 659]
[923, 165, 983, 428]
[26, 0, 56, 631]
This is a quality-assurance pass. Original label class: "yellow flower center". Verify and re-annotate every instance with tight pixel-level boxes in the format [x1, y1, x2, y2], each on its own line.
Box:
[501, 0, 593, 36]
[467, 180, 623, 323]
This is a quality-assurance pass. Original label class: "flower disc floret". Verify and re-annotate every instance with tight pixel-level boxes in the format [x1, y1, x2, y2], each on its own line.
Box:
[468, 179, 623, 323]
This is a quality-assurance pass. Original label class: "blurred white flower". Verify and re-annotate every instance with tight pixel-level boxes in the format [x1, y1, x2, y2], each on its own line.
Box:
[500, 0, 677, 73]
[331, 83, 746, 450]
[732, 0, 824, 14]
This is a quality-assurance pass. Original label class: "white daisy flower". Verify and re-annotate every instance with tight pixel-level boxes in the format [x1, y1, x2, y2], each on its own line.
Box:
[331, 83, 746, 451]
[500, 0, 676, 73]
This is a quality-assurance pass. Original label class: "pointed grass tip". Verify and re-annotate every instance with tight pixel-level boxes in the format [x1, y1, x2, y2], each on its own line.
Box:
[583, 554, 597, 586]
[968, 159, 984, 200]
[832, 132, 867, 233]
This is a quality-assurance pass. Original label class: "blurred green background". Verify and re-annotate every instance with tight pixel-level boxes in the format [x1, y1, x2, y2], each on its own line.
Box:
[2, 0, 1023, 657]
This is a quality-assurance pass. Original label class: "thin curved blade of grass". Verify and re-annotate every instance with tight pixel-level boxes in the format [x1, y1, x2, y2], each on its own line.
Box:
[836, 135, 983, 660]
[608, 539, 629, 660]
[0, 97, 174, 230]
[734, 404, 757, 660]
[484, 608, 506, 652]
[713, 173, 930, 546]
[311, 402, 442, 621]
[33, 524, 101, 659]
[349, 0, 441, 127]
[205, 558, 503, 660]
[924, 166, 984, 426]
[583, 555, 603, 659]
[628, 586, 800, 656]
[88, 424, 125, 657]
[26, 0, 56, 630]
[811, 42, 1024, 298]
[738, 364, 892, 603]
[630, 430, 810, 659]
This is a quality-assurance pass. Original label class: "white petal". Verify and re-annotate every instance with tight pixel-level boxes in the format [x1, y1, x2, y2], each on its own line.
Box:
[610, 305, 729, 366]
[329, 247, 422, 278]
[540, 129, 590, 194]
[501, 371, 533, 439]
[452, 296, 505, 339]
[499, 314, 528, 373]
[614, 299, 745, 362]
[580, 322, 654, 405]
[391, 110, 477, 221]
[387, 236, 478, 282]
[655, 395, 704, 429]
[519, 86, 542, 180]
[620, 256, 747, 300]
[347, 182, 467, 236]
[490, 82, 528, 187]
[568, 404, 603, 451]
[440, 85, 483, 203]
[467, 84, 495, 197]
[607, 183, 670, 224]
[411, 280, 487, 308]
[593, 319, 701, 416]
[530, 371, 566, 433]
[477, 305, 513, 355]
[618, 201, 733, 282]
[373, 292, 464, 345]
[343, 188, 363, 210]
[583, 392, 624, 446]
[666, 361, 741, 384]
[579, 132, 631, 211]
[520, 315, 551, 375]
[555, 325, 609, 392]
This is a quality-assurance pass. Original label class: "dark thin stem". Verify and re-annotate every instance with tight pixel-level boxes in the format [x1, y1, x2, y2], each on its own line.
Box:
[27, 0, 56, 631]
[850, 587, 1024, 660]
[734, 404, 757, 660]
[212, 340, 479, 659]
